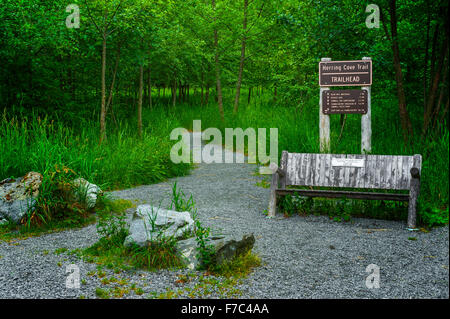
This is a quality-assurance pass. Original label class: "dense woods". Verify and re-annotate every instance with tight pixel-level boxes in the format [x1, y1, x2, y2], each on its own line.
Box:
[0, 0, 448, 226]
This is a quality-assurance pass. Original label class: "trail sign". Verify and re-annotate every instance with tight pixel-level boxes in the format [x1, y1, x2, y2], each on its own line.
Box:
[322, 89, 368, 114]
[319, 57, 372, 154]
[319, 60, 372, 87]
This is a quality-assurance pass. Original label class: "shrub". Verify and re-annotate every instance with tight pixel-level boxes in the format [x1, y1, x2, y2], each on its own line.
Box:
[23, 164, 95, 229]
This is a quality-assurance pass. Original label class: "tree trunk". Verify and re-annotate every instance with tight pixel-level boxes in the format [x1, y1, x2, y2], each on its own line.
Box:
[138, 64, 143, 138]
[424, 39, 449, 134]
[201, 72, 204, 105]
[212, 0, 224, 121]
[148, 66, 152, 108]
[389, 0, 413, 142]
[205, 83, 210, 105]
[439, 98, 449, 127]
[430, 24, 440, 82]
[100, 34, 107, 143]
[172, 78, 177, 107]
[423, 3, 431, 110]
[106, 44, 121, 116]
[432, 57, 449, 130]
[233, 0, 248, 114]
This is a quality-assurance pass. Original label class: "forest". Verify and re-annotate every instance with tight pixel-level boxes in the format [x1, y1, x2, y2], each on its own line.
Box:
[0, 0, 449, 226]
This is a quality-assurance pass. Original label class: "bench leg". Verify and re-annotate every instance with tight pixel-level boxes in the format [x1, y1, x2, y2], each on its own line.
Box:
[407, 169, 421, 230]
[268, 172, 279, 217]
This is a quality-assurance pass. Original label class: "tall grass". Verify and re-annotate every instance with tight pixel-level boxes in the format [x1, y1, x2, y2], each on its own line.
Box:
[0, 111, 191, 190]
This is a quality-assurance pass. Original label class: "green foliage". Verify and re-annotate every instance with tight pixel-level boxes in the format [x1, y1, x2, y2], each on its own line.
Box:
[126, 239, 184, 270]
[332, 198, 352, 222]
[193, 219, 215, 270]
[95, 287, 110, 299]
[279, 194, 314, 217]
[0, 114, 191, 191]
[30, 165, 88, 228]
[95, 210, 129, 249]
[0, 165, 101, 239]
[255, 177, 271, 189]
[209, 251, 262, 278]
[278, 191, 412, 223]
[418, 203, 449, 228]
[170, 182, 195, 212]
[168, 182, 216, 269]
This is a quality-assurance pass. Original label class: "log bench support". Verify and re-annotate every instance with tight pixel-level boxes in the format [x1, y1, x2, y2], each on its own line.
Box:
[268, 152, 422, 230]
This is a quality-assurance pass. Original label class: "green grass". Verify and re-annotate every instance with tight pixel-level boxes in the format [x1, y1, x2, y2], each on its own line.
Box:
[0, 111, 191, 191]
[0, 196, 134, 242]
[81, 236, 186, 272]
[0, 109, 191, 229]
[209, 251, 262, 278]
[278, 193, 411, 223]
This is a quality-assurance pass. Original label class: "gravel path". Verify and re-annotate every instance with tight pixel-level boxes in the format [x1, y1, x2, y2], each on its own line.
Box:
[1, 135, 448, 299]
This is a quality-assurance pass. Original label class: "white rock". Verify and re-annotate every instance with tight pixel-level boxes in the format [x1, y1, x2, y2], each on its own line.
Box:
[72, 178, 101, 209]
[124, 205, 195, 247]
[0, 172, 42, 224]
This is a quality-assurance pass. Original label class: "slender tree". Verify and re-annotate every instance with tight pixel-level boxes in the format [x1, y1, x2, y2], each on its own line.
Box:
[84, 0, 123, 144]
[212, 0, 224, 121]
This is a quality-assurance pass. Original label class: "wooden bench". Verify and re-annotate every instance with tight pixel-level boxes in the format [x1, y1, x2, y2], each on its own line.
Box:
[268, 151, 422, 229]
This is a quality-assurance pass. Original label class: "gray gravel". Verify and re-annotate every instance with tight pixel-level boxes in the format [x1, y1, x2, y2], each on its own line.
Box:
[0, 139, 448, 299]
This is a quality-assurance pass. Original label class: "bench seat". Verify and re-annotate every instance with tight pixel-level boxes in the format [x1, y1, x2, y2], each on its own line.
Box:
[268, 152, 422, 229]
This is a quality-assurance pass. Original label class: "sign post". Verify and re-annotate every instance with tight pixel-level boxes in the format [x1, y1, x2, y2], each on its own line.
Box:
[361, 57, 372, 153]
[319, 57, 372, 153]
[319, 57, 331, 152]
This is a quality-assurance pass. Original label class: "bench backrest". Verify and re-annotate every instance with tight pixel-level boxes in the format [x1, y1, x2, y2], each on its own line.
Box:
[283, 153, 422, 190]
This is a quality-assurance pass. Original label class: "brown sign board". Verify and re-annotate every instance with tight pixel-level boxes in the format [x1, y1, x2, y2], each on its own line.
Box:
[322, 89, 368, 114]
[319, 60, 372, 87]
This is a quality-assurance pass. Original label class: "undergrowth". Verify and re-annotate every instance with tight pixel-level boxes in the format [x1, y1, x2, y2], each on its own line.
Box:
[278, 192, 411, 223]
[0, 113, 191, 191]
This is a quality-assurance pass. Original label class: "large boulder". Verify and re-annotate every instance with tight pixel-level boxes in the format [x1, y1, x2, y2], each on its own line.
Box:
[212, 234, 255, 266]
[176, 233, 256, 270]
[124, 205, 195, 247]
[0, 172, 43, 224]
[72, 178, 102, 209]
